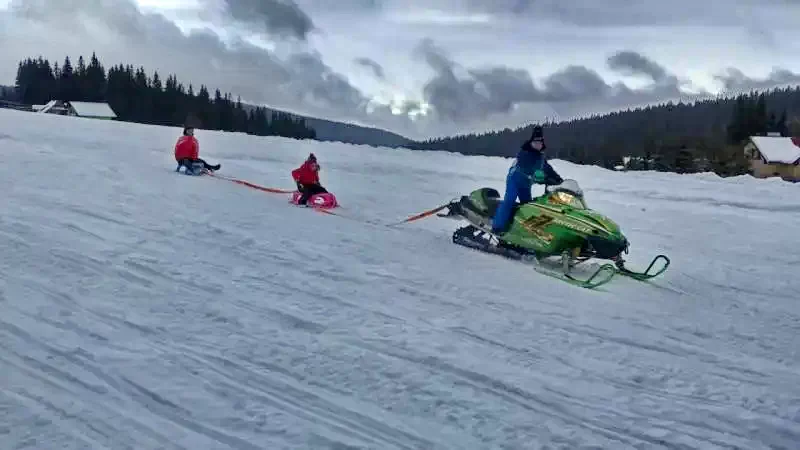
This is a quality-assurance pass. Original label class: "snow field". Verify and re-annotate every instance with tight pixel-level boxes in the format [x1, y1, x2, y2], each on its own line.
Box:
[1, 107, 799, 449]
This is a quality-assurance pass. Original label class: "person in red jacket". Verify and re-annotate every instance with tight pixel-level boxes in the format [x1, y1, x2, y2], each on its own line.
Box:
[174, 126, 220, 174]
[291, 153, 328, 205]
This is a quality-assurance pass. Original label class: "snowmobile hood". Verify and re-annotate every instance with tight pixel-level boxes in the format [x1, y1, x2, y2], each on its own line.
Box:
[521, 201, 623, 238]
[570, 209, 621, 236]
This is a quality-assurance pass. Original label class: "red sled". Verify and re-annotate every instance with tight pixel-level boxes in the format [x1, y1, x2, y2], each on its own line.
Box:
[289, 191, 339, 209]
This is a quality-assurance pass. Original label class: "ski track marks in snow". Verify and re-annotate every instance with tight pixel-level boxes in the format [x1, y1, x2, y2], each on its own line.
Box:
[1, 108, 800, 449]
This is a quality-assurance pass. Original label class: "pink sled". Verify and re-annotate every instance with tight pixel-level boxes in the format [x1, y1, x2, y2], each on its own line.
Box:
[289, 191, 339, 209]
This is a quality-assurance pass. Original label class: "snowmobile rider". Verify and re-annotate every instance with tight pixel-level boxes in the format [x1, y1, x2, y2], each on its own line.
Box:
[174, 125, 221, 173]
[491, 125, 563, 235]
[292, 153, 328, 205]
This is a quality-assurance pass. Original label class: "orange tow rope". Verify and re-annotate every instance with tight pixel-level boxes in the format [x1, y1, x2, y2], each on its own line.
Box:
[207, 171, 453, 226]
[207, 172, 293, 193]
[386, 204, 450, 226]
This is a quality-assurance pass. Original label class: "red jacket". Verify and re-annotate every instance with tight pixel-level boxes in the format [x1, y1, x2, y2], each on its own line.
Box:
[292, 160, 320, 185]
[175, 135, 199, 161]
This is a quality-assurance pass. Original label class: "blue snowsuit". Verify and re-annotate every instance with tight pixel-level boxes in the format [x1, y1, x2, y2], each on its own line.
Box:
[491, 146, 563, 234]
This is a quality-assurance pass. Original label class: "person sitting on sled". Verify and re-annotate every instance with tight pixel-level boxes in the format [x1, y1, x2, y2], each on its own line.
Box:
[174, 125, 220, 174]
[491, 125, 563, 235]
[291, 153, 328, 205]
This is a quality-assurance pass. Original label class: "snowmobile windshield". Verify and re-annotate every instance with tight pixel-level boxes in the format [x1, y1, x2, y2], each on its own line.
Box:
[549, 190, 587, 209]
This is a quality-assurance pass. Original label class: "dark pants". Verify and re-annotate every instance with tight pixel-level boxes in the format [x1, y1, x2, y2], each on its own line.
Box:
[176, 158, 220, 172]
[492, 168, 532, 234]
[297, 182, 327, 205]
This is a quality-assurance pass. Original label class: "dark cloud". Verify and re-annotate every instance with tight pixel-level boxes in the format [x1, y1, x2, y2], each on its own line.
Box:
[413, 38, 696, 124]
[413, 38, 536, 123]
[539, 66, 611, 101]
[0, 0, 416, 134]
[392, 0, 776, 28]
[305, 0, 795, 35]
[219, 0, 315, 40]
[9, 0, 148, 37]
[714, 67, 800, 93]
[4, 0, 800, 140]
[412, 35, 800, 135]
[286, 52, 369, 110]
[476, 0, 721, 26]
[296, 0, 383, 11]
[607, 51, 672, 84]
[354, 57, 385, 79]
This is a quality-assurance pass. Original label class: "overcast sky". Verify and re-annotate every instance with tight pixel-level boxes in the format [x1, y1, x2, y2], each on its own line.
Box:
[2, 0, 800, 139]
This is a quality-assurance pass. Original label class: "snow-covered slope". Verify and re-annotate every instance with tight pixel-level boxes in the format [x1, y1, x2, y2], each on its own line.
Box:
[1, 108, 799, 449]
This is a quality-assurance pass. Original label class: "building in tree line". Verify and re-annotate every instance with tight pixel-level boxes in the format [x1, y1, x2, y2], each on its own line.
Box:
[34, 100, 117, 120]
[744, 134, 800, 182]
[0, 99, 31, 111]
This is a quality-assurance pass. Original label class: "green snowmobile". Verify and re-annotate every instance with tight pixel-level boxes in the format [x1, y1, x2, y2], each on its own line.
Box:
[439, 179, 669, 289]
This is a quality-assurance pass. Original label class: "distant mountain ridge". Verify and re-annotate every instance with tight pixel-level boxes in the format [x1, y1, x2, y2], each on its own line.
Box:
[238, 102, 413, 148]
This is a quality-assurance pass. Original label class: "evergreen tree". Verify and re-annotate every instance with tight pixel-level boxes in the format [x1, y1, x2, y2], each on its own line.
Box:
[10, 52, 315, 139]
[408, 85, 800, 178]
[789, 116, 800, 136]
[673, 145, 696, 174]
[85, 52, 107, 102]
[777, 109, 789, 136]
[59, 56, 75, 100]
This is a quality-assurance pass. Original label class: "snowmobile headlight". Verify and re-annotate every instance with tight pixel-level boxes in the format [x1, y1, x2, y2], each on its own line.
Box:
[551, 190, 586, 209]
[552, 191, 574, 205]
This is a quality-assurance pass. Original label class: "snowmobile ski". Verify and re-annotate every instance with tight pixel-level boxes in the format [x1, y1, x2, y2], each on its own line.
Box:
[614, 254, 670, 281]
[452, 225, 616, 289]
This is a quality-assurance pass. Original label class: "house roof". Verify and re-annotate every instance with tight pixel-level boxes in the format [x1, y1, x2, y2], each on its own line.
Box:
[750, 136, 800, 164]
[67, 101, 117, 118]
[36, 100, 58, 113]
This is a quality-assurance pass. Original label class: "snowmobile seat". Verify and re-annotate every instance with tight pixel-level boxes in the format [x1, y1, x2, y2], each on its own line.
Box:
[462, 187, 520, 219]
[483, 189, 524, 217]
[482, 188, 503, 217]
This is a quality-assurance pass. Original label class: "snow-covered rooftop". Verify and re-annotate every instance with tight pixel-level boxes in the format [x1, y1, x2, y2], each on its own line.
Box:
[750, 136, 800, 164]
[68, 101, 117, 118]
[36, 99, 58, 113]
